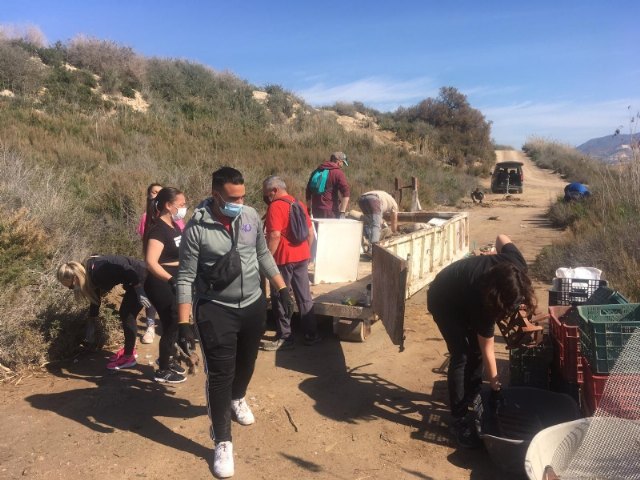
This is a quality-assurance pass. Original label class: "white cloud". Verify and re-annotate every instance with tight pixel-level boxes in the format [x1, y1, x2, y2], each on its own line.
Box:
[482, 98, 640, 148]
[296, 75, 640, 149]
[295, 76, 438, 110]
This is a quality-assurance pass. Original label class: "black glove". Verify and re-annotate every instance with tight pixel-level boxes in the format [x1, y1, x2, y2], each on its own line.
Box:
[168, 277, 177, 295]
[489, 388, 506, 413]
[279, 287, 295, 320]
[177, 323, 196, 355]
[84, 316, 98, 345]
[338, 212, 346, 219]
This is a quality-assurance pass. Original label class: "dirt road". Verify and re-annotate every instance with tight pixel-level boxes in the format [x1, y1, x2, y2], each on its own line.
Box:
[0, 150, 567, 480]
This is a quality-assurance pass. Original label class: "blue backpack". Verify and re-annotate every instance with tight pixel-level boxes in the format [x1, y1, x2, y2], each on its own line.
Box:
[308, 168, 329, 195]
[273, 198, 309, 245]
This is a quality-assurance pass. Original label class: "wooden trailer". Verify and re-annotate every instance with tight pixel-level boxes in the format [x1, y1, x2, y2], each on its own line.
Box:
[309, 211, 469, 348]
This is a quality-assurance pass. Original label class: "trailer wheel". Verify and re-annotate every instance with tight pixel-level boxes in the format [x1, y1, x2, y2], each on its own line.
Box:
[333, 318, 370, 342]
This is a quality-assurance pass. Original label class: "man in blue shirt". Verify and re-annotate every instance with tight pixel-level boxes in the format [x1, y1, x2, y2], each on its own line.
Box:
[564, 182, 591, 202]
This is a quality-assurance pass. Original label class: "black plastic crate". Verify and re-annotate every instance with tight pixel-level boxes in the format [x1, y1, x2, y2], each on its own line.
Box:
[583, 286, 629, 306]
[548, 278, 608, 306]
[509, 340, 553, 389]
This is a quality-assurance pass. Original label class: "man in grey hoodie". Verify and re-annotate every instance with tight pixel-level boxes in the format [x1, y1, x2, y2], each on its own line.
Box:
[175, 166, 293, 479]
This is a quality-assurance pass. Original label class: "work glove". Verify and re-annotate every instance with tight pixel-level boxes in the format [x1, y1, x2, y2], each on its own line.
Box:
[489, 388, 506, 413]
[338, 212, 346, 219]
[168, 277, 177, 295]
[279, 287, 295, 320]
[134, 285, 152, 309]
[177, 322, 196, 355]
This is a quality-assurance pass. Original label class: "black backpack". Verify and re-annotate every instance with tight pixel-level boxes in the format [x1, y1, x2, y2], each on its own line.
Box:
[273, 198, 309, 245]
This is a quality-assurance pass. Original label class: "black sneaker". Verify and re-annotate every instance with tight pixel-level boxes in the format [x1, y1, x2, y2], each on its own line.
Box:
[154, 368, 186, 384]
[261, 338, 294, 351]
[451, 417, 482, 449]
[168, 360, 186, 375]
[155, 359, 187, 375]
[303, 334, 322, 346]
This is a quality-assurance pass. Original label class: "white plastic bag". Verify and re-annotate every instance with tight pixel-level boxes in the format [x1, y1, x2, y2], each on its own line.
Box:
[555, 267, 602, 280]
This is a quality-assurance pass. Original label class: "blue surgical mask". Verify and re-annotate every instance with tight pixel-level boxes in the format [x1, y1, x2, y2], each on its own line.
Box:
[220, 202, 243, 218]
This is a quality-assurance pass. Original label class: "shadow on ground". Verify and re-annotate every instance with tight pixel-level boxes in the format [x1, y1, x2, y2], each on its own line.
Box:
[267, 318, 505, 479]
[25, 351, 209, 459]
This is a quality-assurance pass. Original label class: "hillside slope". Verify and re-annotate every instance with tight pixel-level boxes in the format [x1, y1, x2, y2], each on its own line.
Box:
[577, 132, 639, 163]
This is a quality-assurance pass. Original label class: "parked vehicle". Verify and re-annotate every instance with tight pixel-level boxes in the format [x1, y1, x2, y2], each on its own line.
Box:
[491, 161, 524, 193]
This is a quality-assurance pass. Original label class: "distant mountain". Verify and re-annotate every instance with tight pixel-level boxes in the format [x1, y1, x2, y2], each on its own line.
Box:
[577, 133, 639, 163]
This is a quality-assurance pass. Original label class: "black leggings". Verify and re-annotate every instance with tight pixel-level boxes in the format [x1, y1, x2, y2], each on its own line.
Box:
[144, 266, 179, 370]
[120, 287, 143, 355]
[195, 295, 266, 443]
[428, 298, 483, 418]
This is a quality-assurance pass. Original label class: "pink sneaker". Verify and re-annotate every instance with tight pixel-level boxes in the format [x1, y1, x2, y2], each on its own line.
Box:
[109, 347, 138, 362]
[107, 354, 137, 370]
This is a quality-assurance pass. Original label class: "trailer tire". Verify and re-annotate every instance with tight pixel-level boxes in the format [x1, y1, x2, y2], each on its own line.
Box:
[334, 318, 370, 342]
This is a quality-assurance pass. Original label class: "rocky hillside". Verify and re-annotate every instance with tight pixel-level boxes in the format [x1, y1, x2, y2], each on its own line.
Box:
[577, 132, 639, 163]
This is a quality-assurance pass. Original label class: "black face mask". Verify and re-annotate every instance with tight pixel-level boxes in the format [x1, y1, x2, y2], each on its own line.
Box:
[263, 195, 272, 205]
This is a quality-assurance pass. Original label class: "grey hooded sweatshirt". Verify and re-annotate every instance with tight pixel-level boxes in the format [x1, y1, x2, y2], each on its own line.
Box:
[176, 198, 280, 308]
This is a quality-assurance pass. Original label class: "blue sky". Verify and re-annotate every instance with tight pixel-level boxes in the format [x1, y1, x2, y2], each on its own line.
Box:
[3, 1, 638, 147]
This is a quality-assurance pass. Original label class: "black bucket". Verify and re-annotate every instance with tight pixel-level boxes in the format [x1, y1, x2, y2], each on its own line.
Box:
[476, 386, 581, 476]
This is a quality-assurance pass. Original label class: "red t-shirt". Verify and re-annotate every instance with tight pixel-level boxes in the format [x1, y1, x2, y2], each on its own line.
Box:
[265, 194, 312, 265]
[213, 209, 232, 232]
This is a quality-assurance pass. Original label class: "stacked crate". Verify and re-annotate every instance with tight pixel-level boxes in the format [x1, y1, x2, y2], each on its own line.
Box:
[576, 304, 640, 417]
[547, 282, 629, 412]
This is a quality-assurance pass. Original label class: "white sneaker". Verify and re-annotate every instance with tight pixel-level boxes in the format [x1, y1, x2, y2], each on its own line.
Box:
[213, 441, 234, 478]
[231, 397, 255, 425]
[141, 325, 155, 344]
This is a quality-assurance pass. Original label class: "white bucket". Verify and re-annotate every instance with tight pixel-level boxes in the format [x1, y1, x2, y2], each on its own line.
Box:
[525, 417, 640, 480]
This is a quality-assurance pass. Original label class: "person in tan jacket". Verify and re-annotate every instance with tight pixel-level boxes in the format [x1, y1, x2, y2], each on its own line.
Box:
[357, 190, 398, 244]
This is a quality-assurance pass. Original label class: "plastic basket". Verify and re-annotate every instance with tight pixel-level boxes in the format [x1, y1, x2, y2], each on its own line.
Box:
[548, 306, 582, 384]
[577, 304, 640, 374]
[550, 364, 580, 406]
[583, 286, 629, 306]
[509, 340, 553, 389]
[548, 278, 608, 306]
[581, 355, 640, 419]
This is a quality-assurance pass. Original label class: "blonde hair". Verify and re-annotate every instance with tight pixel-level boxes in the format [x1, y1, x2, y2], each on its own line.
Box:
[56, 260, 99, 305]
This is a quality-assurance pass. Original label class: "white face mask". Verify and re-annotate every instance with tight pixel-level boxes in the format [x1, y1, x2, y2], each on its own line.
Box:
[172, 207, 187, 221]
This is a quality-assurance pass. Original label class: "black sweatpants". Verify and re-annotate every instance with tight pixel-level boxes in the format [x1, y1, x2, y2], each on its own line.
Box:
[144, 266, 179, 370]
[428, 294, 483, 418]
[195, 295, 266, 443]
[120, 287, 143, 355]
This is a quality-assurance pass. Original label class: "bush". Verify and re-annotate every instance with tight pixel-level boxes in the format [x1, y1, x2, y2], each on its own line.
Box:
[0, 40, 46, 94]
[522, 137, 600, 182]
[530, 139, 640, 301]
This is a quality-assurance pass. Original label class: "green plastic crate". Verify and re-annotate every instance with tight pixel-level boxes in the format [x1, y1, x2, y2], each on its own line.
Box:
[577, 304, 640, 374]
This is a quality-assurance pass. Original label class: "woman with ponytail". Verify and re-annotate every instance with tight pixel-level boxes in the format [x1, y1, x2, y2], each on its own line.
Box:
[137, 183, 162, 344]
[143, 187, 188, 384]
[57, 256, 151, 370]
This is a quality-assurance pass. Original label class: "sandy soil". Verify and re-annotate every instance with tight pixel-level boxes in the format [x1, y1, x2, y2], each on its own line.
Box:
[0, 150, 567, 480]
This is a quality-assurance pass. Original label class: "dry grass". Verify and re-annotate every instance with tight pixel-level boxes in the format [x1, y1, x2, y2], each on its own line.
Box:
[0, 36, 496, 370]
[529, 139, 640, 300]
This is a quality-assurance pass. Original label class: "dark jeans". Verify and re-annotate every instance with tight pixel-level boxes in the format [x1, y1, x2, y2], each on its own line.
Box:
[195, 295, 266, 443]
[428, 293, 483, 418]
[120, 287, 143, 355]
[271, 259, 316, 340]
[312, 209, 339, 219]
[144, 265, 179, 370]
[358, 194, 383, 243]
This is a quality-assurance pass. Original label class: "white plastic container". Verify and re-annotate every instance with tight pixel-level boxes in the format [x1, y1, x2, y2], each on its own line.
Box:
[525, 418, 640, 480]
[312, 218, 363, 284]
